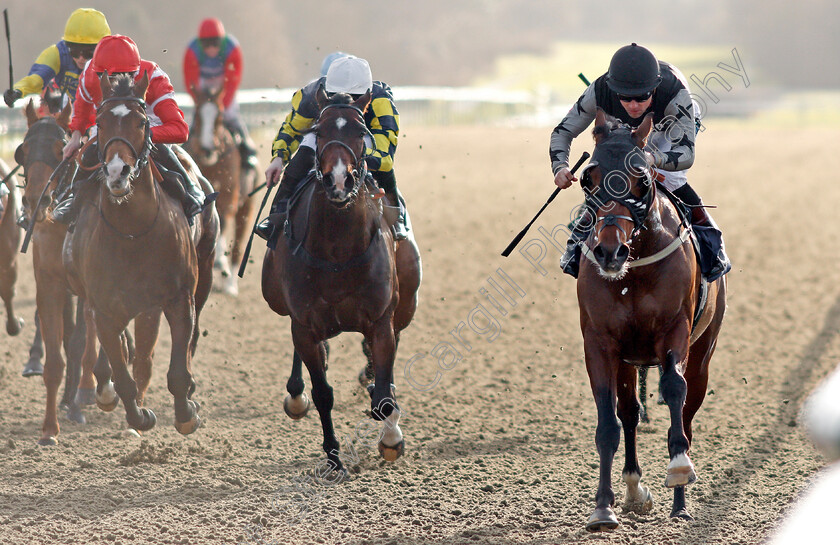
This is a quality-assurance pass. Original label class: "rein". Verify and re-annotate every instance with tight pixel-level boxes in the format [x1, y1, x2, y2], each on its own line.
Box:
[95, 96, 152, 177]
[313, 104, 372, 202]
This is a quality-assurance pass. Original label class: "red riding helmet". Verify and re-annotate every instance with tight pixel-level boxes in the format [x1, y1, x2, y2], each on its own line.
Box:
[91, 35, 141, 74]
[198, 18, 225, 39]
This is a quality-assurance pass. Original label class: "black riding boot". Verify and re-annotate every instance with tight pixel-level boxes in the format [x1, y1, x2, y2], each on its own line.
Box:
[672, 183, 731, 282]
[151, 144, 206, 220]
[52, 145, 99, 225]
[372, 170, 408, 240]
[560, 208, 595, 278]
[254, 147, 316, 241]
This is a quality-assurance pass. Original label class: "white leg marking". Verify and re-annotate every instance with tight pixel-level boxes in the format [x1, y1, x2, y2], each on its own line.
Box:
[381, 408, 403, 447]
[199, 102, 217, 150]
[97, 380, 117, 404]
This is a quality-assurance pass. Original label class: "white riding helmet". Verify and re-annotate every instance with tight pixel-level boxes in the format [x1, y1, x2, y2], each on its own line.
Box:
[325, 56, 372, 95]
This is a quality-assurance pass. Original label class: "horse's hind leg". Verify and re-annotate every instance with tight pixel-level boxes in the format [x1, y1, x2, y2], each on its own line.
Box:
[95, 314, 156, 432]
[284, 351, 310, 419]
[164, 294, 200, 435]
[22, 309, 44, 377]
[37, 291, 67, 446]
[618, 363, 653, 514]
[62, 298, 86, 424]
[358, 338, 375, 387]
[292, 321, 343, 474]
[132, 311, 161, 407]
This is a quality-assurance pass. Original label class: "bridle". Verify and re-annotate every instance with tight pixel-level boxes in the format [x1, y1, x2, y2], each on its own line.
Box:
[312, 103, 372, 202]
[582, 160, 655, 244]
[95, 96, 152, 179]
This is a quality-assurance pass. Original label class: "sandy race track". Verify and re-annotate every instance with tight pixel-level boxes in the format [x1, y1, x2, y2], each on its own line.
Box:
[0, 123, 838, 545]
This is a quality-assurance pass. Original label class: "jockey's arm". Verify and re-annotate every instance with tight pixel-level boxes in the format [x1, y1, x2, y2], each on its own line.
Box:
[150, 98, 189, 144]
[64, 72, 97, 157]
[12, 44, 62, 101]
[647, 88, 696, 172]
[550, 84, 597, 187]
[270, 85, 317, 164]
[363, 94, 399, 173]
[182, 47, 200, 103]
[221, 45, 243, 110]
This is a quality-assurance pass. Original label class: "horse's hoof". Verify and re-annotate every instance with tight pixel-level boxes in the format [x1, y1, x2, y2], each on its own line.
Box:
[586, 507, 619, 532]
[7, 317, 23, 336]
[665, 453, 697, 488]
[623, 486, 654, 514]
[75, 388, 97, 407]
[65, 404, 86, 425]
[670, 508, 693, 521]
[21, 359, 43, 377]
[37, 436, 58, 447]
[358, 366, 372, 387]
[284, 393, 310, 420]
[134, 408, 157, 432]
[96, 382, 119, 412]
[378, 439, 405, 462]
[174, 400, 201, 435]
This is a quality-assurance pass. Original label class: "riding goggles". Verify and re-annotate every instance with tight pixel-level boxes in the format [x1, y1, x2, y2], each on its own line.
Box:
[68, 43, 96, 60]
[617, 91, 653, 103]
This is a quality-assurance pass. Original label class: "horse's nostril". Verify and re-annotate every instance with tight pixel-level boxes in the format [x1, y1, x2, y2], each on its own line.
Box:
[121, 164, 131, 177]
[616, 245, 630, 261]
[593, 246, 605, 260]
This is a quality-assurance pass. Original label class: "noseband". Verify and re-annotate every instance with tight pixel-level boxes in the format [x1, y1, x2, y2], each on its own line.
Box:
[313, 104, 372, 201]
[96, 96, 152, 177]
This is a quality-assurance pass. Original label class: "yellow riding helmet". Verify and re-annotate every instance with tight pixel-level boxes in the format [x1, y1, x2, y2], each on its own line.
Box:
[63, 8, 111, 45]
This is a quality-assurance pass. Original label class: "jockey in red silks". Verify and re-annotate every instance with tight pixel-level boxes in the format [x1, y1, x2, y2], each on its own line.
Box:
[56, 34, 207, 223]
[183, 17, 257, 168]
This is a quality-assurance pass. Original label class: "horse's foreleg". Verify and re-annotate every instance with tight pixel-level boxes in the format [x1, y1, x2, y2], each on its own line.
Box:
[191, 247, 214, 357]
[164, 294, 200, 435]
[75, 300, 98, 407]
[618, 363, 653, 514]
[0, 258, 23, 336]
[367, 316, 403, 462]
[37, 290, 66, 446]
[583, 335, 621, 532]
[292, 321, 343, 473]
[283, 351, 310, 420]
[232, 187, 254, 268]
[61, 297, 86, 423]
[96, 314, 156, 432]
[660, 348, 696, 493]
[133, 310, 161, 407]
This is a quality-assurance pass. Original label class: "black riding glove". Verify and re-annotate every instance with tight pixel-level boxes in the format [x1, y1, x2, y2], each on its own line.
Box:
[4, 88, 21, 107]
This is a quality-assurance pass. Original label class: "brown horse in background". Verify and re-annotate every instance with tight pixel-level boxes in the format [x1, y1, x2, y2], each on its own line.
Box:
[15, 100, 96, 443]
[0, 157, 23, 336]
[64, 73, 219, 436]
[575, 110, 726, 530]
[262, 90, 422, 474]
[185, 86, 255, 296]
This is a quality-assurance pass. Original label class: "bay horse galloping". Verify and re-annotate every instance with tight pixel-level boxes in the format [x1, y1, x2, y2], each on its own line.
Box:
[15, 100, 94, 443]
[262, 90, 422, 474]
[185, 86, 255, 296]
[64, 73, 219, 436]
[576, 110, 726, 530]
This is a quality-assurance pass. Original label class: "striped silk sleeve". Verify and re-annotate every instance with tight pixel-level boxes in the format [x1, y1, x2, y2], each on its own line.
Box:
[271, 87, 315, 163]
[549, 84, 597, 174]
[364, 95, 399, 173]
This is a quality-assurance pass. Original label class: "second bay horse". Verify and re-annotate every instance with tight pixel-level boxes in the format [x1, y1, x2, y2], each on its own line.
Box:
[262, 89, 422, 474]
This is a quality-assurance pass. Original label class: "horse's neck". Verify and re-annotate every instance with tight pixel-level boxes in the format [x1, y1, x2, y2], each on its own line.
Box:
[99, 168, 158, 222]
[634, 193, 682, 254]
[307, 193, 377, 260]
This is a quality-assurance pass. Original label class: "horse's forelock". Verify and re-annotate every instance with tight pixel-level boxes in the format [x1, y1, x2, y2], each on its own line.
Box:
[109, 74, 136, 98]
[327, 93, 354, 106]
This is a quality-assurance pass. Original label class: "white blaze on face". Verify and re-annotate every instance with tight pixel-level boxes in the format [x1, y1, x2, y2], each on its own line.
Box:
[105, 154, 130, 195]
[335, 117, 347, 131]
[198, 102, 217, 149]
[110, 104, 131, 118]
[329, 156, 349, 198]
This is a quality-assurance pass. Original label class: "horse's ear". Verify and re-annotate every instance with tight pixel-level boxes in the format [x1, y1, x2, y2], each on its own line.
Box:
[52, 138, 64, 162]
[99, 71, 112, 98]
[595, 108, 607, 130]
[134, 71, 150, 99]
[24, 99, 39, 127]
[56, 102, 72, 131]
[633, 113, 654, 148]
[353, 90, 372, 113]
[593, 108, 608, 144]
[315, 85, 329, 111]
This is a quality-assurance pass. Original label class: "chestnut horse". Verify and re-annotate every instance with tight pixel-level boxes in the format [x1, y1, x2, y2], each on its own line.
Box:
[185, 87, 255, 296]
[0, 158, 23, 337]
[575, 110, 726, 530]
[262, 90, 422, 474]
[15, 100, 97, 442]
[64, 73, 219, 436]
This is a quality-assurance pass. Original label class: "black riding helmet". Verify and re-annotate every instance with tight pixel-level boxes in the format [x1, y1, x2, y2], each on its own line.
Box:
[605, 43, 662, 96]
